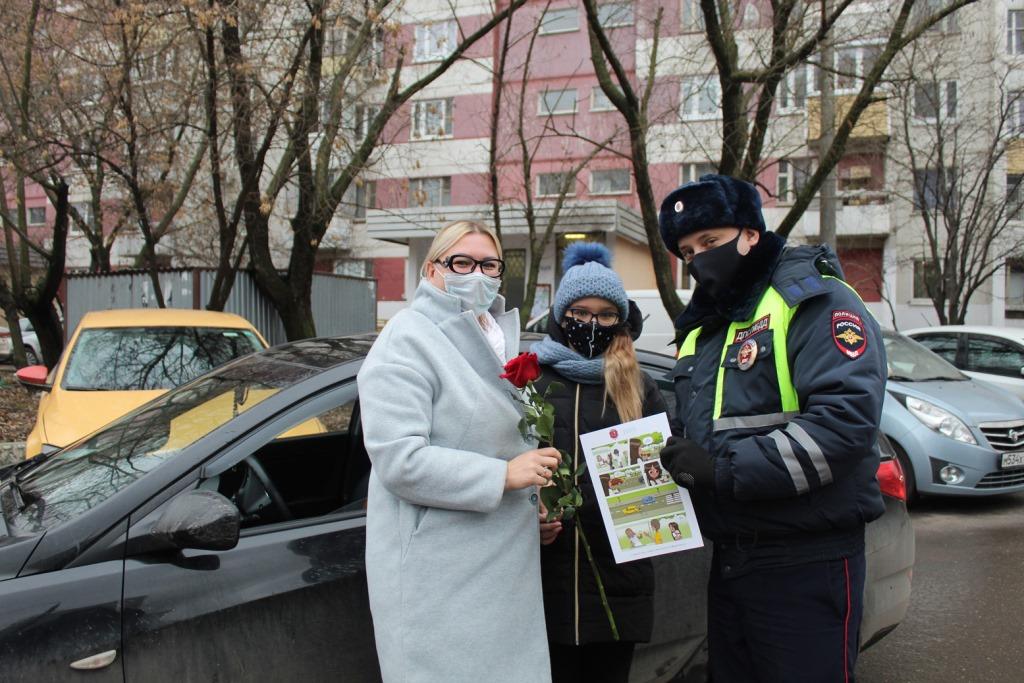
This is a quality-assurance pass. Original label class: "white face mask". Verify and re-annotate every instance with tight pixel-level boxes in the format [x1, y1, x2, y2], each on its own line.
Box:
[443, 272, 501, 315]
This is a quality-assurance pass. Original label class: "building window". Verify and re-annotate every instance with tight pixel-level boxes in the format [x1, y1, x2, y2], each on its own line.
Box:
[779, 63, 817, 110]
[27, 207, 46, 225]
[681, 162, 716, 184]
[1007, 259, 1024, 311]
[539, 88, 578, 116]
[354, 180, 376, 219]
[590, 168, 631, 195]
[835, 44, 881, 92]
[597, 2, 634, 28]
[914, 81, 957, 121]
[132, 48, 178, 83]
[777, 159, 813, 203]
[681, 0, 705, 32]
[742, 4, 760, 28]
[913, 167, 955, 211]
[1009, 10, 1024, 54]
[917, 0, 958, 33]
[1009, 90, 1024, 135]
[414, 20, 456, 63]
[355, 103, 380, 139]
[537, 172, 576, 197]
[1008, 174, 1024, 222]
[411, 98, 453, 139]
[680, 75, 720, 120]
[591, 86, 615, 112]
[70, 202, 92, 233]
[913, 259, 939, 299]
[539, 7, 579, 34]
[409, 176, 451, 207]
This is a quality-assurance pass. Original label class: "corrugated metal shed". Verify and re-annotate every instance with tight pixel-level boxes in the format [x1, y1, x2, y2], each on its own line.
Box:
[65, 269, 376, 345]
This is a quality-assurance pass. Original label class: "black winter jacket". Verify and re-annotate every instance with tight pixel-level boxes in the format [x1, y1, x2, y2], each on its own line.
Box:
[535, 347, 668, 646]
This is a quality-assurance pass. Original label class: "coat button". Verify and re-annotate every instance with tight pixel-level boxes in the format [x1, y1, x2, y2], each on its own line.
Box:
[723, 565, 732, 574]
[690, 391, 697, 399]
[530, 493, 538, 505]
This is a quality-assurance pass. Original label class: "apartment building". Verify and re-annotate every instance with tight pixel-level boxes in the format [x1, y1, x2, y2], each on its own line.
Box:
[357, 0, 1024, 328]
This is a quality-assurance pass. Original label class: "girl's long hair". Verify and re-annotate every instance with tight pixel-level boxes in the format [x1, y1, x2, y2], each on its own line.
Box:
[603, 327, 643, 422]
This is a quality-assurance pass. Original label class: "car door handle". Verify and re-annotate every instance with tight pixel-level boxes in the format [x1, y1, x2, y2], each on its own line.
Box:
[69, 650, 117, 671]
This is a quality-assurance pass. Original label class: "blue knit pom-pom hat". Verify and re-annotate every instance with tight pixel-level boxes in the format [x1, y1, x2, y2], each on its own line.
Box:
[553, 242, 629, 322]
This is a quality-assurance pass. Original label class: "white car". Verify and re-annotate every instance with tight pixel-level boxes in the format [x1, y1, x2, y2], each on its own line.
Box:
[0, 318, 40, 365]
[903, 325, 1024, 399]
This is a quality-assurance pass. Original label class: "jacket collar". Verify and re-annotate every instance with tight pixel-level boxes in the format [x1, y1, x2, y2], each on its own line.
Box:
[412, 278, 524, 414]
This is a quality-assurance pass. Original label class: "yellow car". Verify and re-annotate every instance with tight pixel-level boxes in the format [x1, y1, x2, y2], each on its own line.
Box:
[19, 309, 272, 458]
[622, 504, 642, 515]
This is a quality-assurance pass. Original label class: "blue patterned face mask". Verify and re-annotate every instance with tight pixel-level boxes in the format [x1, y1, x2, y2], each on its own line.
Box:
[444, 272, 501, 315]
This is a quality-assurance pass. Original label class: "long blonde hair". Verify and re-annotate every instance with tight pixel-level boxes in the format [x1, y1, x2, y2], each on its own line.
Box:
[604, 327, 643, 422]
[421, 220, 502, 277]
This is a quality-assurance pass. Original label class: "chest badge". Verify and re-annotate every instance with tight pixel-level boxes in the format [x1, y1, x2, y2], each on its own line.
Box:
[737, 338, 759, 371]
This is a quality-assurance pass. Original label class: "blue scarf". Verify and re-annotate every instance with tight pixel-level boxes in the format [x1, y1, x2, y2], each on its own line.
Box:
[531, 336, 605, 385]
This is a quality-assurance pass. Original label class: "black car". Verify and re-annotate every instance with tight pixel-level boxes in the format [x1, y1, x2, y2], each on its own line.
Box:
[0, 335, 913, 681]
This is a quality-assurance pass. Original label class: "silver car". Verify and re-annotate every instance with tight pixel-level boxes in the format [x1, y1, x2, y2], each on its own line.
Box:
[881, 331, 1024, 498]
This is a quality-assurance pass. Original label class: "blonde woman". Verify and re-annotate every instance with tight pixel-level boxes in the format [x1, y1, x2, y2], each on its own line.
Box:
[357, 221, 560, 683]
[532, 243, 669, 682]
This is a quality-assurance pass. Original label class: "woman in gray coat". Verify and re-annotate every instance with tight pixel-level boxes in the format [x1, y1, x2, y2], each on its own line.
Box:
[357, 221, 560, 682]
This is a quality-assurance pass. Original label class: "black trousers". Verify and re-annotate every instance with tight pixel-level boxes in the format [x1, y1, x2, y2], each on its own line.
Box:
[708, 552, 866, 683]
[549, 640, 636, 683]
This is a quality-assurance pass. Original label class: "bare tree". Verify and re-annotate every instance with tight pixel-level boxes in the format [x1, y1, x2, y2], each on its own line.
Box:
[213, 0, 529, 340]
[0, 0, 71, 367]
[887, 42, 1024, 324]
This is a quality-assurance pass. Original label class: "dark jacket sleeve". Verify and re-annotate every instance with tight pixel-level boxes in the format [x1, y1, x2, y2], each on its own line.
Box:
[720, 281, 887, 501]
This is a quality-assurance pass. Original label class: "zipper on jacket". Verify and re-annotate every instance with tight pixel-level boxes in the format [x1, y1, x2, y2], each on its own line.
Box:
[573, 383, 581, 646]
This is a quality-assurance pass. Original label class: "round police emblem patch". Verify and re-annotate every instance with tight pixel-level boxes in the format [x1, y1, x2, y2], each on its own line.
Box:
[832, 310, 867, 359]
[674, 200, 684, 212]
[737, 338, 758, 371]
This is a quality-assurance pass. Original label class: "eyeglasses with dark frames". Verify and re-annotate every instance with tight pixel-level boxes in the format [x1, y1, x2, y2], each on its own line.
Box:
[564, 308, 621, 327]
[435, 254, 506, 278]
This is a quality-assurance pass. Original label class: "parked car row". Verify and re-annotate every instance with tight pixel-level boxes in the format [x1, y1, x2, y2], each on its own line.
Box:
[0, 333, 916, 681]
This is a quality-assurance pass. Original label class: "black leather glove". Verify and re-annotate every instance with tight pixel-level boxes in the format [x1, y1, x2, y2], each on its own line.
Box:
[660, 437, 716, 491]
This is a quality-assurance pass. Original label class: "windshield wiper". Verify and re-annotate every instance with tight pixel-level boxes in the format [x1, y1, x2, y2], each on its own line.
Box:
[888, 375, 917, 382]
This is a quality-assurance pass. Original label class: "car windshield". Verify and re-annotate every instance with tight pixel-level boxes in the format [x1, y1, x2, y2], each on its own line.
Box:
[62, 326, 265, 390]
[8, 354, 321, 534]
[883, 333, 966, 382]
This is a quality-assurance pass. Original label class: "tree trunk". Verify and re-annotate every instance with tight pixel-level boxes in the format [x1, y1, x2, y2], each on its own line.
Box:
[24, 303, 63, 368]
[0, 285, 28, 367]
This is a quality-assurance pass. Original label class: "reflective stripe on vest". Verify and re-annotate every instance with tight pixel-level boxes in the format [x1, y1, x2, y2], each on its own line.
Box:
[676, 277, 862, 430]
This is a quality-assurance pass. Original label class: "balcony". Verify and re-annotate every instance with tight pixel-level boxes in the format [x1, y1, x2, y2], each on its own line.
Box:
[807, 95, 889, 143]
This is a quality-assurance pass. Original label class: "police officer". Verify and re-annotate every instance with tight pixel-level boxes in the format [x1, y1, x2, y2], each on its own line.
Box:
[656, 174, 887, 682]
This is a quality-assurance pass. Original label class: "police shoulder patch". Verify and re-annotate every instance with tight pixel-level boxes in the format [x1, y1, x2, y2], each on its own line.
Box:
[832, 310, 867, 359]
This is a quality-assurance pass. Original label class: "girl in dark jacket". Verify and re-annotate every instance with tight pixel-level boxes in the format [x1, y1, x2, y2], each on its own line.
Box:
[532, 242, 670, 683]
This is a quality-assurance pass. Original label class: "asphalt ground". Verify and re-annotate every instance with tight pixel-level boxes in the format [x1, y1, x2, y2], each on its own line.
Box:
[857, 491, 1024, 682]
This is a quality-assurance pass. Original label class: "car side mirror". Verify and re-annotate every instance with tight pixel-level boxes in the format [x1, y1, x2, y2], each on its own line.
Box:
[150, 490, 240, 552]
[15, 365, 51, 392]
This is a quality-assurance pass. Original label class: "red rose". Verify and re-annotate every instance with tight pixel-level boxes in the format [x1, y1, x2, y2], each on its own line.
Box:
[501, 352, 541, 388]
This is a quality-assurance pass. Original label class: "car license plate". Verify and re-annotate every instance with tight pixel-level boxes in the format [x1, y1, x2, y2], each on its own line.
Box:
[1001, 452, 1024, 470]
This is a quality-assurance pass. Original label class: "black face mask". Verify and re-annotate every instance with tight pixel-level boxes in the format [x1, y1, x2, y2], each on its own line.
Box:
[689, 231, 746, 302]
[562, 319, 618, 359]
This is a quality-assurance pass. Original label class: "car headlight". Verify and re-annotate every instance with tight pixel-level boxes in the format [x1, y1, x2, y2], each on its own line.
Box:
[904, 396, 977, 444]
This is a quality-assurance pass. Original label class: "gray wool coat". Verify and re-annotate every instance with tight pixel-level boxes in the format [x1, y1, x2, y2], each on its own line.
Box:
[357, 279, 551, 683]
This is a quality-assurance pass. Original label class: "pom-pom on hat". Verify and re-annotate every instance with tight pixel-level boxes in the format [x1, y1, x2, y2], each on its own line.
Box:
[553, 242, 629, 323]
[658, 174, 767, 258]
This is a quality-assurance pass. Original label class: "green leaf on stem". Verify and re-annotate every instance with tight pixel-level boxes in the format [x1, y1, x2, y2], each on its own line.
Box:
[544, 381, 565, 398]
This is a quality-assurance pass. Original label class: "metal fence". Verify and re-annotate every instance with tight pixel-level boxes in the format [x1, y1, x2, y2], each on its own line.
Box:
[64, 269, 377, 345]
